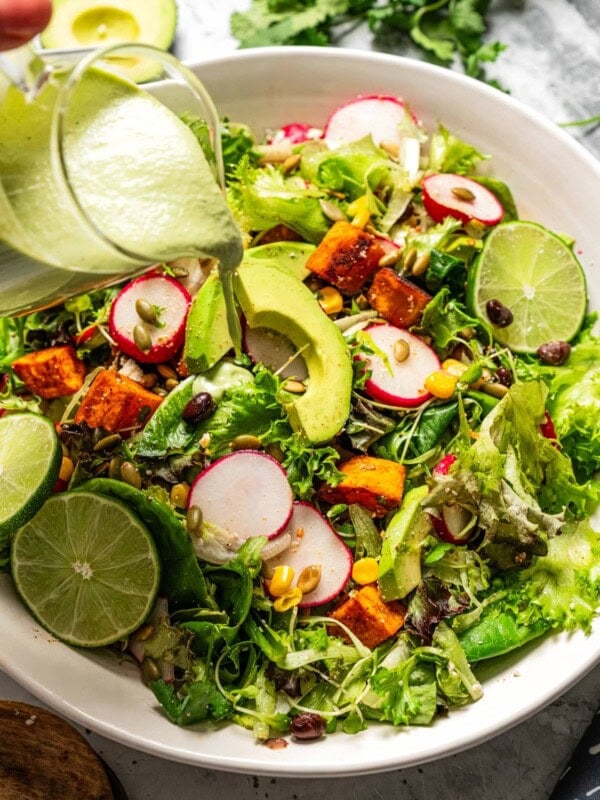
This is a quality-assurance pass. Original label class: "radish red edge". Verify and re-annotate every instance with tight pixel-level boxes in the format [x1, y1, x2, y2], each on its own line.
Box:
[108, 273, 192, 365]
[323, 94, 409, 146]
[429, 505, 477, 545]
[270, 122, 323, 144]
[421, 173, 504, 226]
[357, 324, 440, 408]
[187, 450, 294, 541]
[267, 501, 353, 608]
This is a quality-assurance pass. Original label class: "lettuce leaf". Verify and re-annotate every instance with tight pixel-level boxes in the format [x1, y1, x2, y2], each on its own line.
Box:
[545, 326, 600, 480]
[228, 158, 328, 242]
[428, 123, 488, 175]
[424, 381, 600, 569]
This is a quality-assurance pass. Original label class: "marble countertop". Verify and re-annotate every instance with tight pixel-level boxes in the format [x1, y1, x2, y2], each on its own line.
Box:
[3, 1, 600, 797]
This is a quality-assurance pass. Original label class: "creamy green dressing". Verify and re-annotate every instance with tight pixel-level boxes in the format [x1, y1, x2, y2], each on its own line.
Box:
[0, 67, 243, 311]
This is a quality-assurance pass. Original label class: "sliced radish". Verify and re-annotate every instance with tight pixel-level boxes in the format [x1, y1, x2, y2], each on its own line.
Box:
[188, 450, 293, 541]
[243, 324, 308, 381]
[421, 173, 504, 226]
[540, 410, 558, 441]
[429, 504, 477, 545]
[357, 324, 440, 407]
[324, 95, 407, 148]
[270, 123, 323, 145]
[109, 274, 191, 364]
[433, 453, 457, 476]
[267, 502, 353, 607]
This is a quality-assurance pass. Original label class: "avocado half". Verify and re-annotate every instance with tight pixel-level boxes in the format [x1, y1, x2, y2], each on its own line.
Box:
[235, 260, 353, 444]
[41, 0, 177, 83]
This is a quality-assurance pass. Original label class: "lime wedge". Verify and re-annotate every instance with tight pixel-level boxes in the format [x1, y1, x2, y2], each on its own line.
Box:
[11, 492, 160, 647]
[0, 413, 61, 540]
[467, 221, 587, 353]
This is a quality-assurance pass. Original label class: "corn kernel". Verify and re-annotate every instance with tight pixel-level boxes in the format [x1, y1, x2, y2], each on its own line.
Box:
[317, 286, 344, 315]
[424, 370, 458, 399]
[441, 358, 468, 378]
[352, 557, 379, 586]
[59, 456, 74, 483]
[347, 195, 371, 229]
[273, 587, 303, 612]
[268, 565, 295, 598]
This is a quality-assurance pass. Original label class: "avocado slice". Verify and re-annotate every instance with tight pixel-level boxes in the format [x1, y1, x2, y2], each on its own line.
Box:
[184, 273, 231, 374]
[41, 0, 177, 83]
[378, 486, 432, 601]
[184, 242, 316, 374]
[234, 260, 352, 444]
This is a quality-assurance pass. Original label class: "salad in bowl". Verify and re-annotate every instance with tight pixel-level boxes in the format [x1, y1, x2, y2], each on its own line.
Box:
[0, 49, 599, 774]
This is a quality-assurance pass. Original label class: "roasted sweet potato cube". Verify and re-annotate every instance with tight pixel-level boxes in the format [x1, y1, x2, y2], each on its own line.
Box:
[74, 369, 162, 433]
[367, 267, 432, 328]
[12, 345, 86, 399]
[330, 584, 406, 649]
[305, 220, 387, 295]
[319, 455, 406, 518]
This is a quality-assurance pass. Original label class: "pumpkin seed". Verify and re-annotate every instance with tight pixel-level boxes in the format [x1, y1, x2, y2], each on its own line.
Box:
[402, 247, 417, 272]
[135, 298, 159, 326]
[141, 373, 158, 389]
[108, 456, 123, 480]
[170, 482, 190, 509]
[230, 434, 262, 451]
[282, 379, 306, 394]
[451, 186, 476, 202]
[140, 657, 161, 686]
[393, 339, 410, 363]
[157, 364, 178, 381]
[282, 153, 301, 174]
[164, 378, 179, 392]
[296, 564, 321, 595]
[411, 252, 431, 276]
[482, 381, 509, 399]
[93, 433, 121, 453]
[171, 266, 189, 278]
[120, 461, 142, 489]
[378, 250, 400, 268]
[319, 199, 347, 222]
[186, 505, 203, 534]
[133, 324, 152, 352]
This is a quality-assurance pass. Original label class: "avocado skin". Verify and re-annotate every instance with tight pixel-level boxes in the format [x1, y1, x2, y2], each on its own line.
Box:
[234, 260, 352, 444]
[378, 486, 432, 601]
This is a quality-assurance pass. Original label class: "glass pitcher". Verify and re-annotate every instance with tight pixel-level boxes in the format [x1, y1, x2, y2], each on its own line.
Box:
[0, 43, 243, 317]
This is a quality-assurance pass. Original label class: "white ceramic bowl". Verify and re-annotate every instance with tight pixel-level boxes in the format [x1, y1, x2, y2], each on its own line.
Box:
[2, 47, 599, 777]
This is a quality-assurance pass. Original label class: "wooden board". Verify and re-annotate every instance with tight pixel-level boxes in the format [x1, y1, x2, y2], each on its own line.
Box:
[0, 701, 116, 799]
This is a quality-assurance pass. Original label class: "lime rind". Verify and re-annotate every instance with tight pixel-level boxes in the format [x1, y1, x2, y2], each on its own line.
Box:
[11, 491, 160, 648]
[467, 220, 588, 353]
[0, 413, 61, 539]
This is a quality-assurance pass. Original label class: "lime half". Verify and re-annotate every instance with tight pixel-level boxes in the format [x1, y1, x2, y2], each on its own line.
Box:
[468, 221, 587, 353]
[0, 413, 61, 541]
[11, 491, 160, 647]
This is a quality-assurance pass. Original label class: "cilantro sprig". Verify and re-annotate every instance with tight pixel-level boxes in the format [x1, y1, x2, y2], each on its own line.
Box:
[230, 0, 509, 87]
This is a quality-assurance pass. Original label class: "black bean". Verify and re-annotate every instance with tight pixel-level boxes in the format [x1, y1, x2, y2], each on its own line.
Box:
[536, 340, 571, 366]
[289, 712, 326, 741]
[486, 298, 513, 327]
[181, 392, 216, 423]
[495, 367, 513, 387]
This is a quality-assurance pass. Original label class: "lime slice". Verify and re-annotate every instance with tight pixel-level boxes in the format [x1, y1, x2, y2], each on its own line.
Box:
[0, 413, 61, 540]
[11, 491, 160, 647]
[467, 221, 587, 353]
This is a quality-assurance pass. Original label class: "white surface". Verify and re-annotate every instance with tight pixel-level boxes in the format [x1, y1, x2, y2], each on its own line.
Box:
[2, 47, 600, 781]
